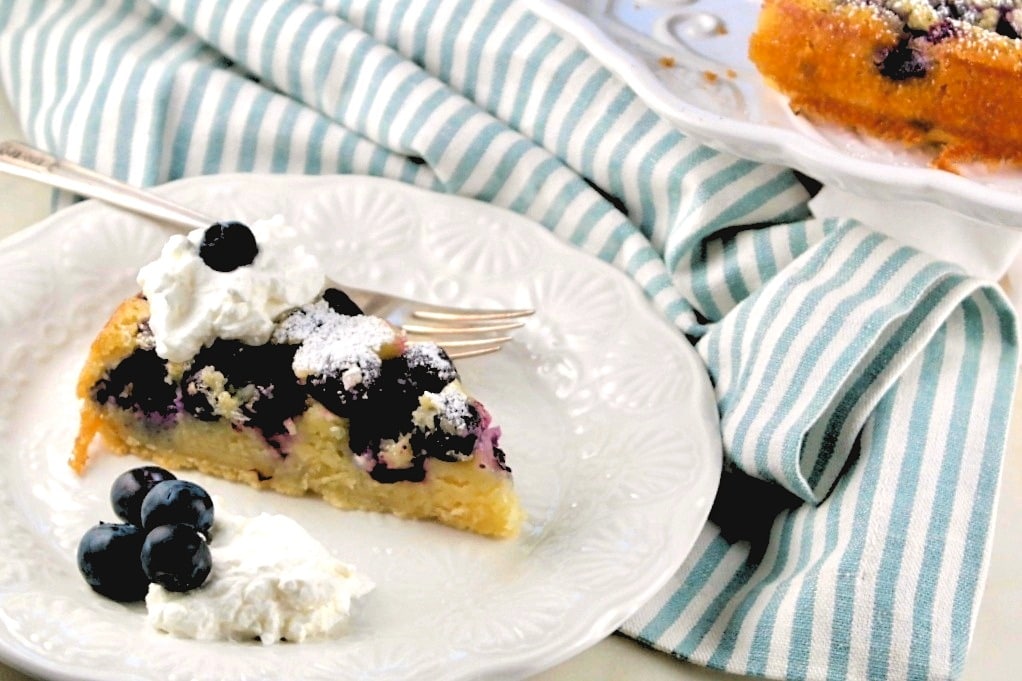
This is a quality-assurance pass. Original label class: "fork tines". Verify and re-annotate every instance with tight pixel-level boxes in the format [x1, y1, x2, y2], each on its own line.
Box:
[412, 308, 534, 322]
[407, 307, 533, 359]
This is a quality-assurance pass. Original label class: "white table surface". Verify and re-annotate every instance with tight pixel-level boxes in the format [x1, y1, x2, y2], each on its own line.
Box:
[0, 92, 1018, 681]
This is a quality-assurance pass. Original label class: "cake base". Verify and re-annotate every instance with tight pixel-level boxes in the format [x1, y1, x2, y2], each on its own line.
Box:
[72, 297, 524, 539]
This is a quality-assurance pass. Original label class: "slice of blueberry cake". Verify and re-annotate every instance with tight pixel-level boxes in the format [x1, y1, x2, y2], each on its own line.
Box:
[71, 219, 523, 538]
[749, 0, 1022, 169]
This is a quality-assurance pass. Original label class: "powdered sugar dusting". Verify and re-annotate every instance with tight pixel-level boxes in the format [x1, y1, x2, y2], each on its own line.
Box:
[273, 300, 396, 385]
[435, 388, 473, 434]
[405, 343, 457, 382]
[416, 383, 475, 435]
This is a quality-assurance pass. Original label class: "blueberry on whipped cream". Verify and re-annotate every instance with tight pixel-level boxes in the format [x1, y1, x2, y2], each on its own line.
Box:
[145, 510, 374, 644]
[137, 215, 324, 363]
[198, 221, 259, 272]
[77, 469, 374, 644]
[141, 523, 213, 593]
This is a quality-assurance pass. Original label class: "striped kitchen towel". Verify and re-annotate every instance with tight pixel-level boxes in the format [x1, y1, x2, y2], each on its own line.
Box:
[0, 1, 1016, 679]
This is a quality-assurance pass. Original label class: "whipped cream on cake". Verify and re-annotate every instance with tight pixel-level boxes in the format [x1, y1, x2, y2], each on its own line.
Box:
[146, 509, 373, 644]
[138, 216, 324, 363]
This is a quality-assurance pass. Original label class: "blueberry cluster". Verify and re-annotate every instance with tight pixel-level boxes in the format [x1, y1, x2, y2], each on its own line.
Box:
[90, 253, 500, 484]
[77, 467, 214, 602]
[91, 287, 367, 441]
[94, 348, 178, 422]
[870, 1, 1022, 81]
[181, 339, 306, 438]
[310, 348, 487, 483]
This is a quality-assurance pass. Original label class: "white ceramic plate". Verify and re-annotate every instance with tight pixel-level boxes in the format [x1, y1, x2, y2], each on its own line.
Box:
[526, 0, 1022, 227]
[0, 174, 721, 681]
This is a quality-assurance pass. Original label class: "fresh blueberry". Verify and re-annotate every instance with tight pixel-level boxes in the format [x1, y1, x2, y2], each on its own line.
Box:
[140, 480, 215, 534]
[110, 466, 177, 527]
[76, 522, 150, 602]
[323, 288, 364, 316]
[141, 524, 212, 592]
[198, 221, 259, 272]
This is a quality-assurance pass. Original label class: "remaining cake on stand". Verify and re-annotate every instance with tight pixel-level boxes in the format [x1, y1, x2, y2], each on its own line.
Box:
[749, 0, 1022, 170]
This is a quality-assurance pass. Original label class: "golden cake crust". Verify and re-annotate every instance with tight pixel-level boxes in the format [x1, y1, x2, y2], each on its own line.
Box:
[749, 0, 1022, 170]
[72, 297, 524, 538]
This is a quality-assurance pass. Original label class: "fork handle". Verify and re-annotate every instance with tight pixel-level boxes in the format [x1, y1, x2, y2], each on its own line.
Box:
[0, 140, 211, 231]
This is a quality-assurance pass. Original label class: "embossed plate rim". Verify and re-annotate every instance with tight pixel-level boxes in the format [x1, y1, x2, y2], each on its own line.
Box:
[525, 0, 1022, 227]
[0, 173, 722, 681]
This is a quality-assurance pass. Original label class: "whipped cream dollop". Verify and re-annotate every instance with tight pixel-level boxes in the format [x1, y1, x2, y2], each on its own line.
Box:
[138, 216, 325, 363]
[145, 510, 374, 644]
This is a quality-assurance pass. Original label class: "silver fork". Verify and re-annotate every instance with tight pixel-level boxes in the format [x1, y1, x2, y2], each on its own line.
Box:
[0, 140, 532, 359]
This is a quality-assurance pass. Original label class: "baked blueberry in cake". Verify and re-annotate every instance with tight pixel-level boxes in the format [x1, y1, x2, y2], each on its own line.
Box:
[749, 0, 1022, 169]
[72, 217, 523, 538]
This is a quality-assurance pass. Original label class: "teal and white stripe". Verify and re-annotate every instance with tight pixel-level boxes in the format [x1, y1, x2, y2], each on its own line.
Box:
[623, 223, 1017, 679]
[0, 1, 1015, 679]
